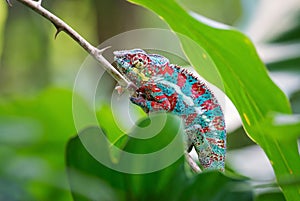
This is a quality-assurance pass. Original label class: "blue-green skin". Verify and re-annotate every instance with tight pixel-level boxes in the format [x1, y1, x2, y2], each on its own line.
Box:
[114, 49, 226, 171]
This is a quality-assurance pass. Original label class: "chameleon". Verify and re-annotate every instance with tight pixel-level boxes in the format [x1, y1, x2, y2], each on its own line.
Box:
[113, 49, 226, 171]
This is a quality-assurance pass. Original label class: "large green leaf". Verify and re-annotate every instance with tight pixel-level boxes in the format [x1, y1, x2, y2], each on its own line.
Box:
[179, 171, 253, 201]
[260, 114, 300, 141]
[66, 114, 254, 201]
[126, 0, 300, 200]
[96, 104, 126, 143]
[255, 191, 286, 201]
[66, 114, 187, 201]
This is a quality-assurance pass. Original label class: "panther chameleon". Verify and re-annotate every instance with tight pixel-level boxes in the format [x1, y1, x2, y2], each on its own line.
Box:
[113, 49, 226, 171]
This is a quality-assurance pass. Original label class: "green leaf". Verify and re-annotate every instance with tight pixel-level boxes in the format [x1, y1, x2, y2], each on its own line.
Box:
[96, 104, 126, 143]
[66, 128, 125, 201]
[269, 14, 300, 43]
[66, 114, 187, 201]
[255, 191, 286, 201]
[259, 114, 300, 141]
[180, 171, 253, 201]
[126, 0, 300, 200]
[121, 114, 186, 199]
[227, 126, 255, 150]
[265, 13, 300, 72]
[66, 114, 254, 201]
[267, 57, 300, 71]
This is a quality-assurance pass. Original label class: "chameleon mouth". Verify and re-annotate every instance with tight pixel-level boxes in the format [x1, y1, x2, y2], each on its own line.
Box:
[112, 61, 130, 76]
[111, 60, 118, 68]
[113, 51, 127, 73]
[111, 61, 123, 73]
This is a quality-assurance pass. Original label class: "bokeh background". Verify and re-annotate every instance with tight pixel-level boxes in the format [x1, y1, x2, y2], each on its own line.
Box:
[0, 0, 299, 200]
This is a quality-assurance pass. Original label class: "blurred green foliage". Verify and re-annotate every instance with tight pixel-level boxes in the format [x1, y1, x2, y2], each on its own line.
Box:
[66, 115, 253, 201]
[0, 88, 76, 201]
[0, 0, 299, 201]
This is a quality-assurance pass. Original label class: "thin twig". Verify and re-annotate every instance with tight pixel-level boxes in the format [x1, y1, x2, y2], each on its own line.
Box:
[8, 0, 137, 90]
[186, 152, 201, 173]
[6, 0, 12, 7]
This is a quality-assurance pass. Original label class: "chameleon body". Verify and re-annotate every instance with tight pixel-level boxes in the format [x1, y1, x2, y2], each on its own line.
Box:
[114, 49, 226, 171]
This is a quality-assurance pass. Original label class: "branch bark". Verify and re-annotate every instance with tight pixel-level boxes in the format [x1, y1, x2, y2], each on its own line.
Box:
[8, 0, 137, 90]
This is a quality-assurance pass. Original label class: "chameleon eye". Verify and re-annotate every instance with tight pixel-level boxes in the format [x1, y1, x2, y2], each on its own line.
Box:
[132, 56, 148, 68]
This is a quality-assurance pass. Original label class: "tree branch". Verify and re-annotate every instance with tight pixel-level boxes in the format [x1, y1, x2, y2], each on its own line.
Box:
[8, 0, 137, 90]
[186, 152, 201, 173]
[6, 0, 12, 7]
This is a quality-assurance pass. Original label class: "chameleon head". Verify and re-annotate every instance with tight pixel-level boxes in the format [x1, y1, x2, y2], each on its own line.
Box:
[113, 49, 169, 86]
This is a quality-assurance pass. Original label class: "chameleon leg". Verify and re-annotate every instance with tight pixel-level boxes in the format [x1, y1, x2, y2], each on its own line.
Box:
[130, 84, 171, 112]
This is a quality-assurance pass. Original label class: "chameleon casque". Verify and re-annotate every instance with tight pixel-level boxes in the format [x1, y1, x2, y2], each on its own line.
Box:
[113, 49, 226, 171]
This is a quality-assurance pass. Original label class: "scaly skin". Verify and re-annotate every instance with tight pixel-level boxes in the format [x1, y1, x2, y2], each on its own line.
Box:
[114, 49, 226, 171]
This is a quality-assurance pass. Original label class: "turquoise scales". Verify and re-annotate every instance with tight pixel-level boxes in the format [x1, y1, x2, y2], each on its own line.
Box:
[114, 49, 226, 171]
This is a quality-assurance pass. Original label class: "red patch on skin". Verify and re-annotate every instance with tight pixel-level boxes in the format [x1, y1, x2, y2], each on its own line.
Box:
[166, 93, 178, 111]
[207, 138, 216, 144]
[160, 64, 174, 75]
[177, 73, 186, 87]
[212, 116, 225, 130]
[201, 126, 211, 133]
[201, 99, 217, 110]
[191, 83, 206, 98]
[211, 153, 223, 161]
[151, 86, 161, 92]
[155, 95, 166, 101]
[151, 100, 170, 110]
[130, 54, 150, 66]
[184, 113, 197, 126]
[137, 54, 149, 61]
[217, 140, 225, 148]
[150, 101, 156, 108]
[137, 85, 146, 93]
